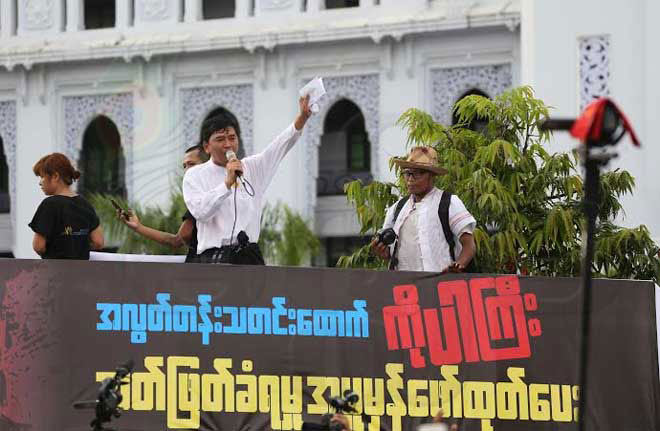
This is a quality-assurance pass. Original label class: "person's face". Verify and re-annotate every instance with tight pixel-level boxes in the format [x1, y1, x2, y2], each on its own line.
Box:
[182, 150, 204, 172]
[38, 173, 59, 196]
[204, 127, 239, 166]
[403, 168, 434, 196]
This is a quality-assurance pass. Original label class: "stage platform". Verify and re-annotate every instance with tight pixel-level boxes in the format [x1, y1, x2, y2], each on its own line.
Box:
[0, 259, 658, 431]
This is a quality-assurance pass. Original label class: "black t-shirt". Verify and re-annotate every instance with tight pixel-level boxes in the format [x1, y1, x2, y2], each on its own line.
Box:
[28, 195, 100, 260]
[182, 210, 199, 263]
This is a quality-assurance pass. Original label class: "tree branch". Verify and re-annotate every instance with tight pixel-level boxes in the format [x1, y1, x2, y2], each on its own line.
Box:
[522, 123, 532, 155]
[443, 128, 456, 146]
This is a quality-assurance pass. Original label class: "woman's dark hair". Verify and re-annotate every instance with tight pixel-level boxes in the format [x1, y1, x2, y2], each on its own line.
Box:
[32, 153, 81, 185]
[200, 113, 242, 146]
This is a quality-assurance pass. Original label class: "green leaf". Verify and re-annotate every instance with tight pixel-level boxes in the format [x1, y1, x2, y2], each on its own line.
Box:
[337, 86, 658, 283]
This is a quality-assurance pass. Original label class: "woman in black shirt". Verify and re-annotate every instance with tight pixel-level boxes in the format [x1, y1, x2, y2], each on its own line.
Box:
[29, 153, 104, 259]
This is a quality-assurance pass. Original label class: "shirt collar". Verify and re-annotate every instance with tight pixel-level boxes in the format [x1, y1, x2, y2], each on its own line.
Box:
[206, 159, 226, 172]
[411, 187, 439, 204]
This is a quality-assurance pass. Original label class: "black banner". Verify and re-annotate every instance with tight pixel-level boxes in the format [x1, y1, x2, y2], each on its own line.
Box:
[0, 259, 658, 431]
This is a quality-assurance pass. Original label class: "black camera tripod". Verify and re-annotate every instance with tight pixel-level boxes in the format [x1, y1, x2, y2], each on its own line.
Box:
[302, 390, 385, 431]
[73, 360, 134, 431]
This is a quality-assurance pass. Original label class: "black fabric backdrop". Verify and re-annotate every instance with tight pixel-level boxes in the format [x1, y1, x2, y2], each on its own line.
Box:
[0, 259, 658, 431]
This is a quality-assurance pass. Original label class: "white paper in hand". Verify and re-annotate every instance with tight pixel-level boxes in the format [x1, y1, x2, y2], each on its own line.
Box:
[299, 77, 326, 113]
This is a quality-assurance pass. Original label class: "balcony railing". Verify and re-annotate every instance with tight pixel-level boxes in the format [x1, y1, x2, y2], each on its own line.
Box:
[0, 0, 396, 38]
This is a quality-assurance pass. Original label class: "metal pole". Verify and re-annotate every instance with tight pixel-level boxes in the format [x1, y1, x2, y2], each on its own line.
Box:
[577, 150, 601, 431]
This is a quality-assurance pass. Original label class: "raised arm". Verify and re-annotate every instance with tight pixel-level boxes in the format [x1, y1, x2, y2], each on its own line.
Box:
[294, 95, 312, 131]
[247, 96, 312, 191]
[135, 225, 183, 248]
[175, 218, 195, 245]
[120, 210, 187, 248]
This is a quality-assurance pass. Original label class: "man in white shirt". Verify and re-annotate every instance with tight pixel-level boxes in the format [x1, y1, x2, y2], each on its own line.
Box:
[371, 146, 477, 272]
[183, 96, 312, 264]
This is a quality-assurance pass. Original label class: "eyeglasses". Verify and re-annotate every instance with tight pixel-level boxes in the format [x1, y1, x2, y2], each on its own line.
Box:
[402, 169, 429, 180]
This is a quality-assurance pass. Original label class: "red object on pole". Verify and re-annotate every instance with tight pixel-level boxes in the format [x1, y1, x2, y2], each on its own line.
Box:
[570, 98, 641, 146]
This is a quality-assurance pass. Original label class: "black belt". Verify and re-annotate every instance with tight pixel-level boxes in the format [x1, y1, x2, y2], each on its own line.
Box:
[199, 243, 265, 265]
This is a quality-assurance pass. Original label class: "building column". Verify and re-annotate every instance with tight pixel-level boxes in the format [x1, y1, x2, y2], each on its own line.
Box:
[184, 0, 202, 22]
[116, 0, 133, 28]
[66, 0, 84, 31]
[307, 0, 324, 12]
[1, 1, 17, 37]
[235, 0, 251, 17]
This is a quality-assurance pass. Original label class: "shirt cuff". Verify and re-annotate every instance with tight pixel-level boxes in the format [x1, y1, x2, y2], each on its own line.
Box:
[28, 222, 43, 235]
[291, 122, 303, 136]
[457, 221, 476, 237]
[451, 214, 476, 235]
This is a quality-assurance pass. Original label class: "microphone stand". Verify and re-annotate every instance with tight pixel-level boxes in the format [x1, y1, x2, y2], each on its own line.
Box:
[577, 144, 616, 431]
[541, 105, 626, 431]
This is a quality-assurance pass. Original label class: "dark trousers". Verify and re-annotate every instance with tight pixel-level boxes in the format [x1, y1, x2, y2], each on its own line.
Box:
[199, 243, 265, 265]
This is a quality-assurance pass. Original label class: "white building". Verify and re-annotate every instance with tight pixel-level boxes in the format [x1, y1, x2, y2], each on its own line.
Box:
[0, 0, 657, 263]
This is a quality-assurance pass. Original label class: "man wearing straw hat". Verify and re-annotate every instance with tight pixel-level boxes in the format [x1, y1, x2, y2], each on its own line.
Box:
[371, 146, 476, 272]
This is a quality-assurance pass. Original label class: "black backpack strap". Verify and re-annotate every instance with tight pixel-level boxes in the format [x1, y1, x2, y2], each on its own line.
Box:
[392, 195, 409, 225]
[438, 191, 456, 261]
[387, 196, 409, 270]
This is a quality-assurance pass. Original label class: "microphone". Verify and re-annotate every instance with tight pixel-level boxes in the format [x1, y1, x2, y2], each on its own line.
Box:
[225, 150, 242, 176]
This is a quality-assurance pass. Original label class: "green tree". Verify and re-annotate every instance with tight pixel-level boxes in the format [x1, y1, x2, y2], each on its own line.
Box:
[338, 86, 660, 283]
[91, 193, 320, 265]
[259, 202, 321, 266]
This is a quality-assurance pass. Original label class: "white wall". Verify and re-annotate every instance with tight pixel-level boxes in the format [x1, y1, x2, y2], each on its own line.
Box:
[14, 74, 55, 258]
[521, 0, 660, 239]
[644, 0, 660, 238]
[1, 0, 522, 257]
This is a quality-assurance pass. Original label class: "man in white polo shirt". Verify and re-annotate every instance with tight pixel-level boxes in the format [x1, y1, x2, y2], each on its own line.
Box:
[183, 96, 312, 264]
[371, 146, 477, 272]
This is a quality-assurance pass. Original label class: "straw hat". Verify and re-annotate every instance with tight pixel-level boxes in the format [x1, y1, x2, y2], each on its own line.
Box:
[393, 146, 447, 175]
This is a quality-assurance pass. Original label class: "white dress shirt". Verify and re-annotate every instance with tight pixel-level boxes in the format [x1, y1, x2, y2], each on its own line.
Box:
[183, 123, 302, 254]
[382, 187, 476, 272]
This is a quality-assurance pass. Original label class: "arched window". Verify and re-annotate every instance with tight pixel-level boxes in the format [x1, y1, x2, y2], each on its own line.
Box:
[85, 0, 116, 29]
[203, 107, 245, 158]
[0, 137, 8, 214]
[452, 88, 490, 131]
[78, 116, 125, 197]
[203, 0, 235, 19]
[317, 99, 371, 196]
[325, 0, 359, 9]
